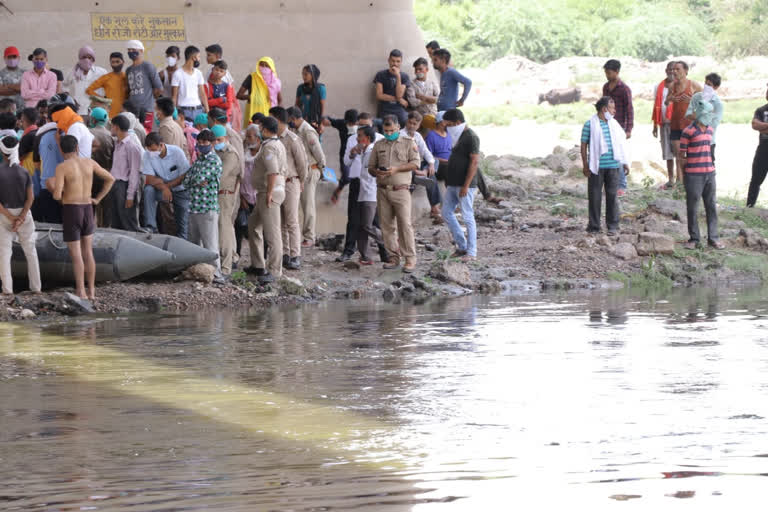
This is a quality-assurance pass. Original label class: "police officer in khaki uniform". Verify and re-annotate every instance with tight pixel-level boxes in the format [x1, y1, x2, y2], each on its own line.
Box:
[288, 106, 326, 247]
[212, 124, 243, 275]
[367, 115, 420, 273]
[269, 107, 308, 270]
[245, 116, 287, 283]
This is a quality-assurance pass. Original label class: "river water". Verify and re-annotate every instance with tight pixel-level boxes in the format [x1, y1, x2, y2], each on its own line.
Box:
[2, 288, 768, 510]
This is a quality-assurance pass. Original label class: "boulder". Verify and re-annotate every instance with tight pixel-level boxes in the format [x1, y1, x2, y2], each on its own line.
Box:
[429, 260, 472, 288]
[635, 232, 676, 255]
[475, 207, 507, 223]
[611, 242, 638, 260]
[739, 228, 768, 250]
[488, 155, 521, 173]
[20, 308, 36, 319]
[649, 198, 687, 221]
[181, 263, 215, 284]
[488, 180, 530, 200]
[280, 276, 306, 295]
[62, 292, 95, 315]
[543, 153, 574, 173]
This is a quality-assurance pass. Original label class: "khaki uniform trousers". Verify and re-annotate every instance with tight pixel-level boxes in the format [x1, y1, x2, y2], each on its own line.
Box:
[248, 191, 285, 277]
[0, 209, 41, 294]
[217, 186, 239, 275]
[377, 187, 417, 264]
[281, 179, 302, 258]
[300, 166, 320, 242]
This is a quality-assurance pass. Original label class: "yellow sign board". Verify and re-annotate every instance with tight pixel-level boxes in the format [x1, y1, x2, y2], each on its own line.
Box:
[90, 13, 186, 41]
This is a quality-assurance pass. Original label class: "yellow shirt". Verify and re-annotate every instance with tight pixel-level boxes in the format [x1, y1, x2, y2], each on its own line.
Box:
[86, 72, 128, 119]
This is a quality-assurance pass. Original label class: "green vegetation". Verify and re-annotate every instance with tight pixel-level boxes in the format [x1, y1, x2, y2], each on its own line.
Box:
[415, 0, 768, 67]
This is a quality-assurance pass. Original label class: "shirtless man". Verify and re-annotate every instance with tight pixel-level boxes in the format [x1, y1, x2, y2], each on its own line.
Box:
[47, 135, 115, 300]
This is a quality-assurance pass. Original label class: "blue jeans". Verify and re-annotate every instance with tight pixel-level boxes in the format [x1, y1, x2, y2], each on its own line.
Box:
[143, 185, 190, 240]
[442, 186, 477, 257]
[178, 105, 204, 122]
[618, 166, 628, 190]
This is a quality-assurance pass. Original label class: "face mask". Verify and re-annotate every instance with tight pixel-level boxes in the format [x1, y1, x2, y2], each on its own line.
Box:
[111, 65, 123, 73]
[701, 85, 715, 101]
[197, 144, 212, 155]
[604, 112, 613, 122]
[260, 66, 273, 80]
[214, 142, 226, 151]
[79, 58, 93, 71]
[148, 150, 161, 157]
[416, 72, 426, 80]
[5, 58, 18, 68]
[193, 60, 200, 68]
[384, 132, 399, 142]
[166, 56, 177, 67]
[127, 51, 139, 61]
[447, 123, 466, 147]
[33, 60, 46, 70]
[154, 116, 160, 127]
[247, 143, 259, 149]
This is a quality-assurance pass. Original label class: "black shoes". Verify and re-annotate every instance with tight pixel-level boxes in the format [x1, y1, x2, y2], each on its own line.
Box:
[335, 252, 353, 262]
[285, 257, 301, 270]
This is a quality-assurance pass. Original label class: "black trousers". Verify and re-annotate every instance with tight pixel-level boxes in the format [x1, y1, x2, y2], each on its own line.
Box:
[32, 189, 63, 223]
[587, 168, 620, 232]
[111, 180, 140, 232]
[342, 178, 361, 256]
[747, 142, 768, 207]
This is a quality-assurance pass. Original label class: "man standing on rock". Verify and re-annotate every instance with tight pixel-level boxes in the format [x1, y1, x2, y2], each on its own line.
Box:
[440, 109, 479, 262]
[680, 97, 723, 250]
[747, 82, 768, 207]
[49, 135, 115, 300]
[652, 61, 676, 188]
[667, 61, 702, 186]
[367, 115, 420, 273]
[580, 97, 629, 236]
[602, 59, 633, 196]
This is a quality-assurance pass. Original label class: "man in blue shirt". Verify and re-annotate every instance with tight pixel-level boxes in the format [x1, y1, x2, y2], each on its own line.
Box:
[432, 49, 472, 111]
[32, 121, 64, 222]
[142, 131, 191, 239]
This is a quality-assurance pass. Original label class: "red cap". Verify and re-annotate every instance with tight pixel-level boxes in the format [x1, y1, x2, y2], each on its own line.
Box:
[4, 47, 19, 58]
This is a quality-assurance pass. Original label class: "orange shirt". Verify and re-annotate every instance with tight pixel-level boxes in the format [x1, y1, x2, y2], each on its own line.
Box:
[86, 71, 128, 119]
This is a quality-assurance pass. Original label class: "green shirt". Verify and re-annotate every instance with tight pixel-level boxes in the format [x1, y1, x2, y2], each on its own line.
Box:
[182, 151, 222, 214]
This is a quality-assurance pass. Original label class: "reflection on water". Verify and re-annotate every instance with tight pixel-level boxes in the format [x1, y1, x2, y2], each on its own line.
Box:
[2, 287, 768, 510]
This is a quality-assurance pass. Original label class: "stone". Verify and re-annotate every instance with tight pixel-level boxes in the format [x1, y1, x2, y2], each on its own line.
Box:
[739, 228, 768, 250]
[181, 263, 216, 284]
[577, 237, 597, 249]
[596, 235, 612, 247]
[649, 198, 687, 221]
[62, 292, 95, 315]
[316, 233, 345, 252]
[635, 232, 676, 255]
[561, 183, 588, 198]
[552, 145, 567, 155]
[543, 153, 573, 173]
[611, 242, 638, 260]
[488, 155, 521, 173]
[566, 146, 581, 160]
[424, 243, 437, 252]
[20, 308, 36, 319]
[488, 181, 529, 200]
[279, 276, 306, 295]
[429, 260, 472, 288]
[475, 207, 506, 223]
[343, 260, 361, 270]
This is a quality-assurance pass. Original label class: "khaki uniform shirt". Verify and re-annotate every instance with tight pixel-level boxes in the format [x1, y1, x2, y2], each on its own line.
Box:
[225, 125, 245, 171]
[251, 137, 287, 194]
[216, 142, 243, 192]
[277, 127, 308, 181]
[158, 117, 190, 160]
[367, 135, 420, 187]
[296, 120, 326, 169]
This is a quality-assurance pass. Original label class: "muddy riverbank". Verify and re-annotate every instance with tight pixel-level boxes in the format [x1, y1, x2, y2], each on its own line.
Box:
[6, 147, 768, 321]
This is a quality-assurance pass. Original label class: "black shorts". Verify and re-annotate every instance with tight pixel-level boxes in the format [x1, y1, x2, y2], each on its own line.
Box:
[670, 129, 683, 141]
[62, 204, 95, 242]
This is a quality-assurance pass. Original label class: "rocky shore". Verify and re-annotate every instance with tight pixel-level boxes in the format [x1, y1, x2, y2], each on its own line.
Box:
[6, 146, 768, 322]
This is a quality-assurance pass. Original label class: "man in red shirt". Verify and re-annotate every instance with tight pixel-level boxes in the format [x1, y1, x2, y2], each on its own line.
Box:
[602, 59, 633, 195]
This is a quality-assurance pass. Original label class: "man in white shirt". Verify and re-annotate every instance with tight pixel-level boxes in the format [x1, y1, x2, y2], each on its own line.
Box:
[402, 111, 441, 218]
[357, 125, 388, 264]
[62, 46, 107, 116]
[171, 45, 209, 121]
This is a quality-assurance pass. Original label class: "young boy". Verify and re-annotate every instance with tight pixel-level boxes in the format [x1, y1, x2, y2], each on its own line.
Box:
[407, 57, 439, 133]
[680, 98, 723, 250]
[204, 60, 235, 124]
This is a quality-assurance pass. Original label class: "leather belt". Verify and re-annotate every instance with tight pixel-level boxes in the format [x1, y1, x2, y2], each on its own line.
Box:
[381, 184, 410, 191]
[218, 190, 235, 195]
[286, 176, 300, 183]
[311, 164, 320, 170]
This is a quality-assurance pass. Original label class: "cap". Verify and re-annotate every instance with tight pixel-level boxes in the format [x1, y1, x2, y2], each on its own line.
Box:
[211, 124, 227, 138]
[4, 46, 19, 58]
[126, 40, 145, 51]
[193, 113, 209, 126]
[435, 111, 446, 123]
[90, 107, 108, 123]
[209, 107, 227, 121]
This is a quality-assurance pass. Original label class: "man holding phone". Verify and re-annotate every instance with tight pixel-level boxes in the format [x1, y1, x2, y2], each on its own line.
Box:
[142, 132, 191, 239]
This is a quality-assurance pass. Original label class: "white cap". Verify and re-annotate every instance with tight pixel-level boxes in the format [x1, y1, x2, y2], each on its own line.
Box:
[126, 40, 144, 51]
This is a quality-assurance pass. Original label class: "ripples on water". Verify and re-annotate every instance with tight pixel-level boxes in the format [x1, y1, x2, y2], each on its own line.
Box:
[1, 287, 768, 510]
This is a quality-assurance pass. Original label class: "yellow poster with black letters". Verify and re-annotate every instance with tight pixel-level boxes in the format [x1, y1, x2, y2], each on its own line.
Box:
[90, 13, 186, 41]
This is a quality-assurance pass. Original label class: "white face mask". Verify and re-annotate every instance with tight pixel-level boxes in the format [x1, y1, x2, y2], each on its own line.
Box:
[603, 111, 613, 122]
[148, 150, 161, 157]
[447, 123, 466, 147]
[701, 84, 715, 101]
[166, 56, 177, 67]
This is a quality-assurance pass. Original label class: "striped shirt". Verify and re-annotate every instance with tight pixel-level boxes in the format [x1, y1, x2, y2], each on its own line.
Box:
[680, 123, 714, 174]
[581, 120, 620, 169]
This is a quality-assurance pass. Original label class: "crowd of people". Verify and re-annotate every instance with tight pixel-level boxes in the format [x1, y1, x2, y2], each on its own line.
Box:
[0, 38, 482, 298]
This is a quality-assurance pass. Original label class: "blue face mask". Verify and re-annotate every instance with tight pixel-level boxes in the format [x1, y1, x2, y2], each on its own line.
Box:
[197, 144, 212, 155]
[214, 142, 226, 151]
[384, 132, 399, 142]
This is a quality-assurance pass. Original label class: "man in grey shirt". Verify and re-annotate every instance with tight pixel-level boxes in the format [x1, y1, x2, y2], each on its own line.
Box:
[125, 40, 163, 124]
[0, 46, 25, 111]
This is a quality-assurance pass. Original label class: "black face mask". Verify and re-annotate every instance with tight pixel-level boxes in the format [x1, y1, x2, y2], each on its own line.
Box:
[112, 65, 123, 73]
[193, 60, 200, 68]
[127, 51, 139, 61]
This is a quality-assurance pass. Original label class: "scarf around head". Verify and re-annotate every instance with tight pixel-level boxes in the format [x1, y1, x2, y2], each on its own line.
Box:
[300, 64, 323, 125]
[0, 136, 20, 165]
[74, 46, 95, 80]
[51, 106, 84, 134]
[690, 93, 715, 126]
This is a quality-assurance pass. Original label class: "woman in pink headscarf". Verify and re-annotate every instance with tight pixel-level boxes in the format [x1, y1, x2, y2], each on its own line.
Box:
[62, 46, 107, 116]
